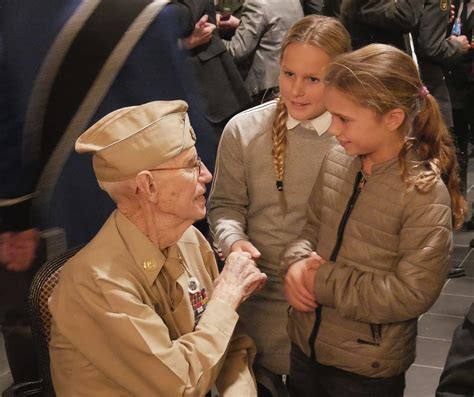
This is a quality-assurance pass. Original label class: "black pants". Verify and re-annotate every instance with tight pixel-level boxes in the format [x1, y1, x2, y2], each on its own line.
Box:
[452, 108, 471, 196]
[0, 267, 38, 384]
[288, 344, 405, 397]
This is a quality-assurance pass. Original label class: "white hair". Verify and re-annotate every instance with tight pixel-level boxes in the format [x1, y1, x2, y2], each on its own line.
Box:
[97, 178, 137, 204]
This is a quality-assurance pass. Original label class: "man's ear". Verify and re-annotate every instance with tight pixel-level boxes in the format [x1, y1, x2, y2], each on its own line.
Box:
[385, 108, 405, 132]
[136, 171, 159, 203]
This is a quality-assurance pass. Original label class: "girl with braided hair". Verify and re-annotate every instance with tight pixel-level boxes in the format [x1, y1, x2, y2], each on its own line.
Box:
[283, 44, 467, 396]
[208, 15, 350, 395]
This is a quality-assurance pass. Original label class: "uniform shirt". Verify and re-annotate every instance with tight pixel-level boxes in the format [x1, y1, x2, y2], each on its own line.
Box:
[49, 210, 257, 396]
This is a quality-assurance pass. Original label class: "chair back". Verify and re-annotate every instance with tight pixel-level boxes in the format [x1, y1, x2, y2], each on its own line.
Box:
[27, 246, 83, 397]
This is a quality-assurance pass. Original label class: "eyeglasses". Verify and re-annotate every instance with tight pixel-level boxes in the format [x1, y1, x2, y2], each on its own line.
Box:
[149, 157, 202, 175]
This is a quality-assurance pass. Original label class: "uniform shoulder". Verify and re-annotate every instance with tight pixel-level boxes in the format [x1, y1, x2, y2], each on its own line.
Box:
[59, 238, 131, 287]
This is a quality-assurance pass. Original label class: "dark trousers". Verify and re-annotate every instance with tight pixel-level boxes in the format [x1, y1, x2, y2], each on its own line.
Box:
[288, 344, 405, 397]
[0, 267, 38, 384]
[452, 108, 471, 196]
[436, 303, 474, 396]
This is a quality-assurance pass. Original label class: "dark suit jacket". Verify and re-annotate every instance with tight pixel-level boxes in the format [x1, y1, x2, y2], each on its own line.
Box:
[176, 0, 251, 125]
[340, 0, 423, 51]
[445, 0, 474, 112]
[414, 0, 465, 127]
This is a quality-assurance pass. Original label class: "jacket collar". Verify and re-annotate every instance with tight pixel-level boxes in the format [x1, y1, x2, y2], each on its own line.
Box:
[114, 210, 183, 287]
[358, 147, 418, 177]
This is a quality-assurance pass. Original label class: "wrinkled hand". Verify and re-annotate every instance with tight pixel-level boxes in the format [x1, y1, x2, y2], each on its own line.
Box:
[212, 252, 267, 310]
[230, 239, 261, 259]
[217, 14, 240, 30]
[450, 34, 470, 53]
[181, 15, 216, 50]
[0, 229, 39, 271]
[284, 252, 325, 312]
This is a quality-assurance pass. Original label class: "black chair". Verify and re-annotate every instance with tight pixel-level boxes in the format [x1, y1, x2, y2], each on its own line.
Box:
[21, 246, 82, 397]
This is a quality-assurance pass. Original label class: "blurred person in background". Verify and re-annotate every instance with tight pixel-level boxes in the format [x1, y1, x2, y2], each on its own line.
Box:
[445, 0, 474, 233]
[217, 0, 304, 105]
[340, 0, 423, 53]
[413, 0, 470, 130]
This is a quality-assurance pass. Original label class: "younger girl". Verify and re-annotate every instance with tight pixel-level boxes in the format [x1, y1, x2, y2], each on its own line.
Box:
[208, 15, 351, 395]
[283, 44, 467, 397]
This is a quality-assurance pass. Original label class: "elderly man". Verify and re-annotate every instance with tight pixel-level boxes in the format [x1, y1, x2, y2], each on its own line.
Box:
[48, 100, 266, 396]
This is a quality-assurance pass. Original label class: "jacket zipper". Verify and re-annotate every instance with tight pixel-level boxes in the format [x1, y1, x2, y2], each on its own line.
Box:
[309, 171, 365, 360]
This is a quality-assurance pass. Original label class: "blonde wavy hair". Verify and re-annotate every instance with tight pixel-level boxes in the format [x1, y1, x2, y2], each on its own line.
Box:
[272, 15, 351, 193]
[323, 44, 467, 229]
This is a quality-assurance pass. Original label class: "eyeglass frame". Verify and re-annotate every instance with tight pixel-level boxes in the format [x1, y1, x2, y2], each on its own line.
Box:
[148, 156, 202, 175]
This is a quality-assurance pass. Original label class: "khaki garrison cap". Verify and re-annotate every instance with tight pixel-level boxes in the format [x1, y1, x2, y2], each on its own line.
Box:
[75, 100, 196, 182]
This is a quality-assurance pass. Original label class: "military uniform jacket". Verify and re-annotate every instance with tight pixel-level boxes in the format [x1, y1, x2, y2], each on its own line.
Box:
[49, 210, 257, 396]
[414, 0, 466, 127]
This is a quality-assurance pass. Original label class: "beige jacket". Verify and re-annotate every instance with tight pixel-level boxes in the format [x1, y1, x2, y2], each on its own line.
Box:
[49, 210, 257, 396]
[283, 146, 453, 377]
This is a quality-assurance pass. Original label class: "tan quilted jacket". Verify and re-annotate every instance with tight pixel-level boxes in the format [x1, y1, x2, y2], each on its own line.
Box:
[283, 146, 453, 377]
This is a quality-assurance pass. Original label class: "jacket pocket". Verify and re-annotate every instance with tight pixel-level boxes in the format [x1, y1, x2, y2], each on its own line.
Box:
[357, 323, 382, 346]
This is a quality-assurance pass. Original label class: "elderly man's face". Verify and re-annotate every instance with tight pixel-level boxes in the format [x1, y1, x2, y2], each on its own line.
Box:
[152, 148, 212, 222]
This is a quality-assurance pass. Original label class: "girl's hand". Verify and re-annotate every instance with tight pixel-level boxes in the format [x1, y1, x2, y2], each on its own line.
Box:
[230, 240, 261, 259]
[284, 252, 324, 312]
[302, 252, 325, 292]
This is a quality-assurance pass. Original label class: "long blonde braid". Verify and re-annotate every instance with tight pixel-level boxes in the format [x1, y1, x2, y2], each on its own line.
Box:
[271, 98, 289, 191]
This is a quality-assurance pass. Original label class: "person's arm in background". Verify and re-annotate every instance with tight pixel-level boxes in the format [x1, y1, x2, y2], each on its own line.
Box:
[174, 0, 216, 50]
[417, 0, 469, 63]
[219, 0, 265, 62]
[174, 0, 209, 34]
[358, 0, 423, 32]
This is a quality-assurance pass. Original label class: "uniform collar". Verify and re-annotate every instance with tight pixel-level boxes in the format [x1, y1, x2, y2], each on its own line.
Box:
[286, 111, 332, 136]
[114, 210, 184, 286]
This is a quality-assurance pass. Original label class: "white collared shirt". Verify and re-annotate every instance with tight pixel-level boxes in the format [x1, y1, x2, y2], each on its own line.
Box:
[286, 111, 332, 136]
